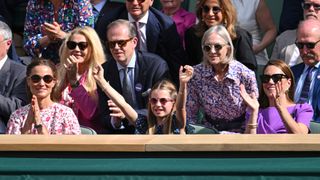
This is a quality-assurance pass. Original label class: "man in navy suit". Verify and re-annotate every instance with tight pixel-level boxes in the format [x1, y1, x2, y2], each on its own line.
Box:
[95, 0, 186, 84]
[97, 19, 170, 134]
[0, 21, 27, 133]
[292, 19, 320, 122]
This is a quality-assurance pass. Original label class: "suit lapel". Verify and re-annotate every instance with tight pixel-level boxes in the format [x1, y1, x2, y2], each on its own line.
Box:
[107, 59, 122, 94]
[146, 11, 159, 52]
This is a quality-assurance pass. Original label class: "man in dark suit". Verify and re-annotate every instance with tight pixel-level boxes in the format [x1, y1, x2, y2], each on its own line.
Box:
[97, 19, 170, 134]
[0, 21, 27, 133]
[95, 0, 186, 84]
[292, 19, 320, 122]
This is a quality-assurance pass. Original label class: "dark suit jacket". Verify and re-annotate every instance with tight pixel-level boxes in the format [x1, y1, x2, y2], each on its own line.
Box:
[292, 63, 320, 122]
[97, 51, 170, 134]
[185, 26, 257, 71]
[0, 58, 27, 125]
[95, 4, 186, 84]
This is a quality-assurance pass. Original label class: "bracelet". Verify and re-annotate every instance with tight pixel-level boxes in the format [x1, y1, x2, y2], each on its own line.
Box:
[247, 123, 258, 129]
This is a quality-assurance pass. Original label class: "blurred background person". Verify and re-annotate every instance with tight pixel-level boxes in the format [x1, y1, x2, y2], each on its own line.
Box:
[7, 59, 81, 135]
[53, 26, 105, 133]
[186, 25, 258, 133]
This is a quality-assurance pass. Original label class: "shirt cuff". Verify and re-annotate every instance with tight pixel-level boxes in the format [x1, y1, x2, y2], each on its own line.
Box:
[111, 117, 125, 129]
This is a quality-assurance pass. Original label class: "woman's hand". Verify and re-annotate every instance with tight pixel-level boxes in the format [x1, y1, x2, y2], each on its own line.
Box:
[64, 55, 79, 84]
[179, 65, 193, 85]
[42, 22, 66, 41]
[240, 84, 259, 111]
[93, 64, 106, 87]
[31, 96, 41, 125]
[272, 80, 286, 110]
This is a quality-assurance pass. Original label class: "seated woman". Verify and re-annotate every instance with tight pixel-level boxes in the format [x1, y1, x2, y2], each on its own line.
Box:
[240, 60, 313, 134]
[185, 0, 256, 71]
[186, 25, 258, 133]
[93, 64, 193, 134]
[53, 26, 106, 133]
[7, 59, 81, 135]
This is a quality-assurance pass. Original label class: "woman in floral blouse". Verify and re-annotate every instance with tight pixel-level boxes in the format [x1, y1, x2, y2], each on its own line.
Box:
[186, 25, 258, 133]
[23, 0, 94, 63]
[7, 59, 81, 135]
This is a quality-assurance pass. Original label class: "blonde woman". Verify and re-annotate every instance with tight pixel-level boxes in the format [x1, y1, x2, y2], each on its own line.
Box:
[53, 26, 106, 133]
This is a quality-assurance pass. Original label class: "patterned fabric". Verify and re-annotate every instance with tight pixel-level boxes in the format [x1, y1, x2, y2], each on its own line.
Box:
[187, 60, 258, 133]
[23, 0, 94, 62]
[135, 114, 181, 134]
[246, 103, 314, 134]
[7, 103, 81, 134]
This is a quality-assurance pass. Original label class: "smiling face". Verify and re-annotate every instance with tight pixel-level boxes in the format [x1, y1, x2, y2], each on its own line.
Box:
[149, 89, 175, 119]
[27, 65, 56, 100]
[201, 0, 223, 27]
[203, 32, 230, 66]
[126, 0, 154, 21]
[262, 65, 291, 99]
[67, 33, 90, 64]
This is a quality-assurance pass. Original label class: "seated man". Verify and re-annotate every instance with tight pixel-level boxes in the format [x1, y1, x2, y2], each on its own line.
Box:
[97, 19, 170, 134]
[0, 21, 27, 133]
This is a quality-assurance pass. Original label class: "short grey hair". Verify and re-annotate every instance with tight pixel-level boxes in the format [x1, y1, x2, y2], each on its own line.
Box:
[0, 21, 12, 40]
[201, 25, 234, 64]
[106, 19, 137, 39]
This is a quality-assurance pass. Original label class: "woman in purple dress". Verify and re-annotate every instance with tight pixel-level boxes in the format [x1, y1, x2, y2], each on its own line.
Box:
[240, 60, 313, 134]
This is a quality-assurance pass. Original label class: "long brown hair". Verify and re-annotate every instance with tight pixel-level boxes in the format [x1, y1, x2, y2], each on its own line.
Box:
[258, 60, 295, 108]
[195, 0, 237, 39]
[147, 80, 177, 134]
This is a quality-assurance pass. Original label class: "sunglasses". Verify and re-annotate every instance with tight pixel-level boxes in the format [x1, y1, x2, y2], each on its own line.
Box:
[108, 38, 133, 49]
[203, 43, 226, 52]
[30, 74, 55, 83]
[202, 5, 221, 14]
[126, 0, 145, 3]
[260, 74, 288, 84]
[302, 2, 320, 11]
[149, 98, 174, 105]
[295, 39, 320, 49]
[66, 41, 89, 51]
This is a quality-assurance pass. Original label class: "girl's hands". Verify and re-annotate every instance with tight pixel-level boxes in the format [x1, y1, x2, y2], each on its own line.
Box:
[240, 84, 259, 111]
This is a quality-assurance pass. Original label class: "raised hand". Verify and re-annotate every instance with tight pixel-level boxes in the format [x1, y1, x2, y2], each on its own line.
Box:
[31, 95, 41, 125]
[240, 84, 259, 111]
[42, 22, 66, 41]
[64, 55, 79, 84]
[108, 100, 125, 120]
[93, 64, 105, 87]
[179, 65, 193, 84]
[272, 80, 286, 109]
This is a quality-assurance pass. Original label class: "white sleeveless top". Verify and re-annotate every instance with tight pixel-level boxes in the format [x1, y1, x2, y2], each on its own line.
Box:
[232, 0, 269, 65]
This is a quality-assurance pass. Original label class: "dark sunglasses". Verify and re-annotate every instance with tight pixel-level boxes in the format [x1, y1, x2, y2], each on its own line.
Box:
[260, 74, 288, 84]
[295, 39, 320, 49]
[202, 5, 221, 14]
[203, 43, 226, 52]
[302, 2, 320, 11]
[108, 38, 133, 49]
[126, 0, 145, 3]
[30, 74, 55, 83]
[66, 41, 89, 51]
[149, 98, 173, 105]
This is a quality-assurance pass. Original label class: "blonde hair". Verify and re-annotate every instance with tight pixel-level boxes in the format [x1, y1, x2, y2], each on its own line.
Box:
[147, 80, 177, 134]
[53, 26, 106, 100]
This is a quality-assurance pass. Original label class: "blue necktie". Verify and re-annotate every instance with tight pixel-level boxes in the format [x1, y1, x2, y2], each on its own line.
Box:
[122, 68, 134, 107]
[298, 67, 313, 103]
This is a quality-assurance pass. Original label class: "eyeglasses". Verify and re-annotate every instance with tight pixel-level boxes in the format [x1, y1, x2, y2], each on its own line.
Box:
[302, 2, 320, 11]
[149, 98, 173, 105]
[202, 43, 227, 52]
[126, 0, 145, 3]
[202, 5, 221, 14]
[260, 74, 288, 84]
[108, 38, 133, 49]
[66, 41, 89, 51]
[295, 39, 320, 49]
[30, 75, 55, 83]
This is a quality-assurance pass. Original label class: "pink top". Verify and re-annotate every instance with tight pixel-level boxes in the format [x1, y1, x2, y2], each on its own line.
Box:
[7, 103, 81, 134]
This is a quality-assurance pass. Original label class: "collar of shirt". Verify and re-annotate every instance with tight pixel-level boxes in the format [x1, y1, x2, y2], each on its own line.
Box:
[0, 55, 8, 71]
[93, 0, 107, 12]
[116, 51, 136, 71]
[128, 11, 149, 24]
[202, 60, 239, 82]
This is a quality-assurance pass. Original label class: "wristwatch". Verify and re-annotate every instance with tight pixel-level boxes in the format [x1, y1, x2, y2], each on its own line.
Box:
[71, 81, 80, 89]
[34, 123, 43, 129]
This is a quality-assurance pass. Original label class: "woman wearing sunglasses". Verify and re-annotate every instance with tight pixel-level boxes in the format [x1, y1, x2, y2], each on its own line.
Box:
[240, 60, 313, 134]
[184, 0, 256, 71]
[93, 64, 193, 134]
[186, 25, 258, 133]
[7, 59, 81, 134]
[53, 26, 106, 133]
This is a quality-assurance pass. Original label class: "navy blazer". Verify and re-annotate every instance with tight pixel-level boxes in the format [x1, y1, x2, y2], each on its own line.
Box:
[0, 58, 27, 125]
[95, 4, 186, 84]
[292, 63, 320, 122]
[97, 51, 171, 134]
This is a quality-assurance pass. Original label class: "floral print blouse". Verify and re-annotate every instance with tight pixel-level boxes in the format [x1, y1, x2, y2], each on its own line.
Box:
[7, 103, 81, 134]
[187, 60, 258, 133]
[23, 0, 94, 62]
